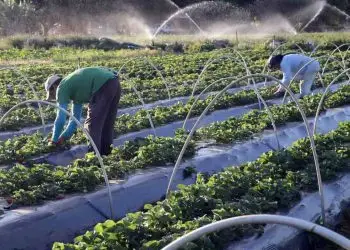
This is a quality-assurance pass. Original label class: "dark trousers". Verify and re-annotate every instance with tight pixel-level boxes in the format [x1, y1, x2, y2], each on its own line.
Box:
[85, 77, 121, 156]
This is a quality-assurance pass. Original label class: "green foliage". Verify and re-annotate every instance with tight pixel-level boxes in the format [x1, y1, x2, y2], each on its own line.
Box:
[53, 122, 350, 249]
[0, 133, 196, 205]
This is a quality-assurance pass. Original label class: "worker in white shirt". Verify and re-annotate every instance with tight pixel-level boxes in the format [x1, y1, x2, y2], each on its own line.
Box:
[268, 53, 320, 98]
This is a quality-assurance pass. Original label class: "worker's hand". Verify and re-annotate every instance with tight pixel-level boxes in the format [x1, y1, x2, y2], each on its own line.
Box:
[274, 87, 285, 97]
[47, 137, 65, 147]
[56, 137, 65, 146]
[274, 91, 285, 98]
[47, 138, 54, 147]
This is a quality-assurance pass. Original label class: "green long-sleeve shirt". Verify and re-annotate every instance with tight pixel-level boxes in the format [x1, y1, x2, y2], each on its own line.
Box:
[52, 67, 116, 142]
[57, 67, 116, 104]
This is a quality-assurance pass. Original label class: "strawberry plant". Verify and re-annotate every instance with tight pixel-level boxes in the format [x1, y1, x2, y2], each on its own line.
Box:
[53, 122, 350, 250]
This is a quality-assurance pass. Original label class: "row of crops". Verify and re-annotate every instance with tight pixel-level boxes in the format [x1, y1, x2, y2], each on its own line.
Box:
[51, 122, 350, 249]
[0, 41, 350, 249]
[0, 45, 348, 130]
[0, 85, 348, 205]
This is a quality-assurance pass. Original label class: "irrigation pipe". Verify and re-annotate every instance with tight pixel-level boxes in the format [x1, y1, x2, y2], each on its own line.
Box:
[130, 84, 157, 136]
[118, 75, 157, 136]
[322, 43, 350, 77]
[309, 43, 322, 57]
[191, 50, 262, 111]
[313, 68, 350, 134]
[335, 44, 350, 80]
[0, 67, 46, 133]
[0, 100, 115, 219]
[234, 49, 263, 109]
[234, 50, 281, 150]
[190, 53, 246, 97]
[161, 215, 350, 250]
[118, 57, 171, 100]
[183, 75, 281, 151]
[166, 73, 326, 224]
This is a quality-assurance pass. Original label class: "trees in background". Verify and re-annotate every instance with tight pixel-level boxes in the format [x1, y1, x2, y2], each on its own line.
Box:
[0, 0, 349, 36]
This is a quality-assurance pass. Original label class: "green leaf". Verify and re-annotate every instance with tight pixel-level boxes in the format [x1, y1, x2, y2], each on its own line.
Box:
[94, 223, 104, 234]
[103, 220, 116, 229]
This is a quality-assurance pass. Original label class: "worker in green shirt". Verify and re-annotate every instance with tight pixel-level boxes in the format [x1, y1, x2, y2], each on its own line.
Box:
[44, 67, 121, 156]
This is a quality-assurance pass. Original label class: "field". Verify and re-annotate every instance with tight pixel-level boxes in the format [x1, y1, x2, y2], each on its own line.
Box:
[0, 33, 350, 249]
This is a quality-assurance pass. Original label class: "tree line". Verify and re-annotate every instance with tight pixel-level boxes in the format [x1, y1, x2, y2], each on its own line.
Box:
[0, 0, 349, 36]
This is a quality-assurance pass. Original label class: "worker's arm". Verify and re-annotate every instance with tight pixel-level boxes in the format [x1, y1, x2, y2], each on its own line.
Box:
[282, 71, 292, 86]
[60, 103, 83, 139]
[52, 103, 68, 142]
[277, 64, 293, 92]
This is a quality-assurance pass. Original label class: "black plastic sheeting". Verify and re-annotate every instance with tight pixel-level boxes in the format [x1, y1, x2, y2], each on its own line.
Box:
[0, 105, 349, 250]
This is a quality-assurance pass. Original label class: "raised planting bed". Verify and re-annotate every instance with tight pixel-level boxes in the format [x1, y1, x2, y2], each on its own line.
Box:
[308, 202, 350, 249]
[49, 122, 350, 250]
[0, 82, 347, 168]
[0, 46, 345, 130]
[0, 107, 349, 250]
[227, 174, 350, 250]
[0, 79, 278, 140]
[0, 84, 349, 210]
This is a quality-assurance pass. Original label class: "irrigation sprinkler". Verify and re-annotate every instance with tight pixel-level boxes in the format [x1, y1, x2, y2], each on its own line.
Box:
[0, 67, 46, 133]
[313, 68, 350, 134]
[167, 73, 326, 224]
[164, 0, 206, 36]
[161, 215, 350, 250]
[118, 57, 172, 100]
[0, 100, 115, 220]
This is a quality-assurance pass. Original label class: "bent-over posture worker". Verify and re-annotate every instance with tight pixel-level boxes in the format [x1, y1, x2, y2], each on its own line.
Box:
[268, 53, 320, 98]
[44, 67, 121, 156]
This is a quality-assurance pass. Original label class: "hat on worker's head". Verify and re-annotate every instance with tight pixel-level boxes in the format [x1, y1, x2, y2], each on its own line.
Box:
[268, 54, 284, 70]
[44, 74, 62, 100]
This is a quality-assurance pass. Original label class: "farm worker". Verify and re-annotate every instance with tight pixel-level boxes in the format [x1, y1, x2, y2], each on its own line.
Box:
[268, 53, 320, 98]
[44, 67, 121, 156]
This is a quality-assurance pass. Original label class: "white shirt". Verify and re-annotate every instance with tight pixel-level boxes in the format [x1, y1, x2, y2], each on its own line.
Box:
[281, 54, 320, 85]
